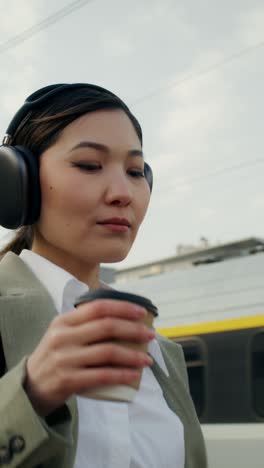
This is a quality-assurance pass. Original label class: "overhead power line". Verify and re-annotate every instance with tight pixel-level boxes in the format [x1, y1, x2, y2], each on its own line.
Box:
[155, 158, 264, 196]
[0, 0, 95, 55]
[173, 158, 264, 188]
[1, 1, 263, 105]
[131, 39, 264, 107]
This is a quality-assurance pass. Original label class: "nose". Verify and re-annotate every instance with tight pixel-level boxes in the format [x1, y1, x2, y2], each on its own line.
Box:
[104, 171, 132, 207]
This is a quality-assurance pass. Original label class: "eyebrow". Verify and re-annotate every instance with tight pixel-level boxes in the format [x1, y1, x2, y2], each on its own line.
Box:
[70, 141, 143, 157]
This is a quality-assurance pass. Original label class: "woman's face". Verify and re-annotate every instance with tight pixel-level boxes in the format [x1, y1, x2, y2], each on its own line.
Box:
[34, 109, 151, 267]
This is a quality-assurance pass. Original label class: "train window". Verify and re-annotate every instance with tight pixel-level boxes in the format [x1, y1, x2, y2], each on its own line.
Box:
[173, 337, 207, 418]
[251, 331, 264, 417]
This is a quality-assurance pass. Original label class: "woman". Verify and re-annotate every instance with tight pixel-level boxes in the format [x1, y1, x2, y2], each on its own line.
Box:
[0, 83, 207, 468]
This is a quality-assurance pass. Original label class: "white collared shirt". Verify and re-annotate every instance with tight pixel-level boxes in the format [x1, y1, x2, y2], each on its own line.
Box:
[20, 249, 184, 468]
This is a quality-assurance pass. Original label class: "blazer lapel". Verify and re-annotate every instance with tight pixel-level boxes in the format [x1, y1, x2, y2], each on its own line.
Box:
[0, 252, 57, 368]
[0, 251, 77, 424]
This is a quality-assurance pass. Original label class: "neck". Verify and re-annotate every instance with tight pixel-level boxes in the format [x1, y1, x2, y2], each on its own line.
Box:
[31, 240, 101, 290]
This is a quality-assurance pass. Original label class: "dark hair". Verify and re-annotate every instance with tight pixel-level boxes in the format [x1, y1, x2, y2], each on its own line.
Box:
[0, 85, 143, 257]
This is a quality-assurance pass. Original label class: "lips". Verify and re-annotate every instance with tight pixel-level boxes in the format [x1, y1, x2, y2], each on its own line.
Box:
[97, 217, 131, 227]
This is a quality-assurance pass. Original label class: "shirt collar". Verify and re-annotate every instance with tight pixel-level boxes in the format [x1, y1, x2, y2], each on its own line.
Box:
[19, 249, 88, 313]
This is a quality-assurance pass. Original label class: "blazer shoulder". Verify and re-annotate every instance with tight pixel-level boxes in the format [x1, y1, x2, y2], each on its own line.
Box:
[0, 252, 44, 297]
[0, 252, 23, 295]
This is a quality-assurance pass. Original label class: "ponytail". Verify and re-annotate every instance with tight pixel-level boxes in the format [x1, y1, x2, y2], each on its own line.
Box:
[0, 226, 33, 257]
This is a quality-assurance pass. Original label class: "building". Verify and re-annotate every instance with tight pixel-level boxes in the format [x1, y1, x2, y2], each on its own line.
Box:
[114, 237, 264, 283]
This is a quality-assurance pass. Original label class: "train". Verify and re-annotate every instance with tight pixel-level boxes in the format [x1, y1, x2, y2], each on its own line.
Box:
[113, 251, 264, 468]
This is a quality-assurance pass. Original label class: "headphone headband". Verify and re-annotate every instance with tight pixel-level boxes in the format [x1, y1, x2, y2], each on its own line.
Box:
[3, 83, 122, 144]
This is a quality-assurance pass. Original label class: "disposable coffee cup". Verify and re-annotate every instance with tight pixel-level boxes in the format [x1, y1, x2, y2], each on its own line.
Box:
[74, 289, 158, 402]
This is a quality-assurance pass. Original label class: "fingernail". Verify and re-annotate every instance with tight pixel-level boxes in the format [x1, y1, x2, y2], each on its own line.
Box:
[147, 330, 155, 340]
[132, 305, 147, 316]
[129, 369, 141, 378]
[144, 355, 153, 365]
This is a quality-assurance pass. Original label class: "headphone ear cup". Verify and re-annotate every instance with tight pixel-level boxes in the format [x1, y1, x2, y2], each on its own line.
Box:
[0, 145, 40, 229]
[16, 146, 41, 225]
[144, 162, 153, 192]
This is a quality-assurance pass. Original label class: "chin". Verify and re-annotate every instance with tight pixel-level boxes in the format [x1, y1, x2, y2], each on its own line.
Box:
[100, 247, 131, 264]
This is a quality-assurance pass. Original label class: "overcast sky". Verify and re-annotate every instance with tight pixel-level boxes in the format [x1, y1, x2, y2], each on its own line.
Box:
[0, 0, 263, 269]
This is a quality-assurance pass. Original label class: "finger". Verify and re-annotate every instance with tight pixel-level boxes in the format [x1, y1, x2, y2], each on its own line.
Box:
[53, 344, 153, 369]
[60, 367, 142, 396]
[62, 299, 147, 326]
[60, 317, 155, 347]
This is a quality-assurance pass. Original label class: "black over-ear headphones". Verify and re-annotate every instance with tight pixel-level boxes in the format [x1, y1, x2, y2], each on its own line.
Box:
[0, 83, 153, 229]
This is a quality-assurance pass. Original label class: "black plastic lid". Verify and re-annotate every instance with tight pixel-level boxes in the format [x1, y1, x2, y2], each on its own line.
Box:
[74, 289, 158, 317]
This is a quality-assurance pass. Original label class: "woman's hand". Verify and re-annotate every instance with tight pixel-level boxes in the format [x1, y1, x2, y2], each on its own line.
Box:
[24, 300, 154, 416]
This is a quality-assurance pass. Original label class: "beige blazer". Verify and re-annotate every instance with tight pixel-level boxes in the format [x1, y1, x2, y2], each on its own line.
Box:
[0, 252, 207, 468]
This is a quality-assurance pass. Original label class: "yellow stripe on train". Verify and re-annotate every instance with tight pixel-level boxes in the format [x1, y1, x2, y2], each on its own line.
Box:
[157, 314, 264, 338]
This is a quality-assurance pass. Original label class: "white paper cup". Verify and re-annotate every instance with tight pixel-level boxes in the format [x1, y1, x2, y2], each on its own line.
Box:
[74, 289, 158, 402]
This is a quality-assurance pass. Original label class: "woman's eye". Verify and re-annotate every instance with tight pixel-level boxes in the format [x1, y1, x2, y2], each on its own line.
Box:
[128, 169, 145, 178]
[72, 163, 101, 171]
